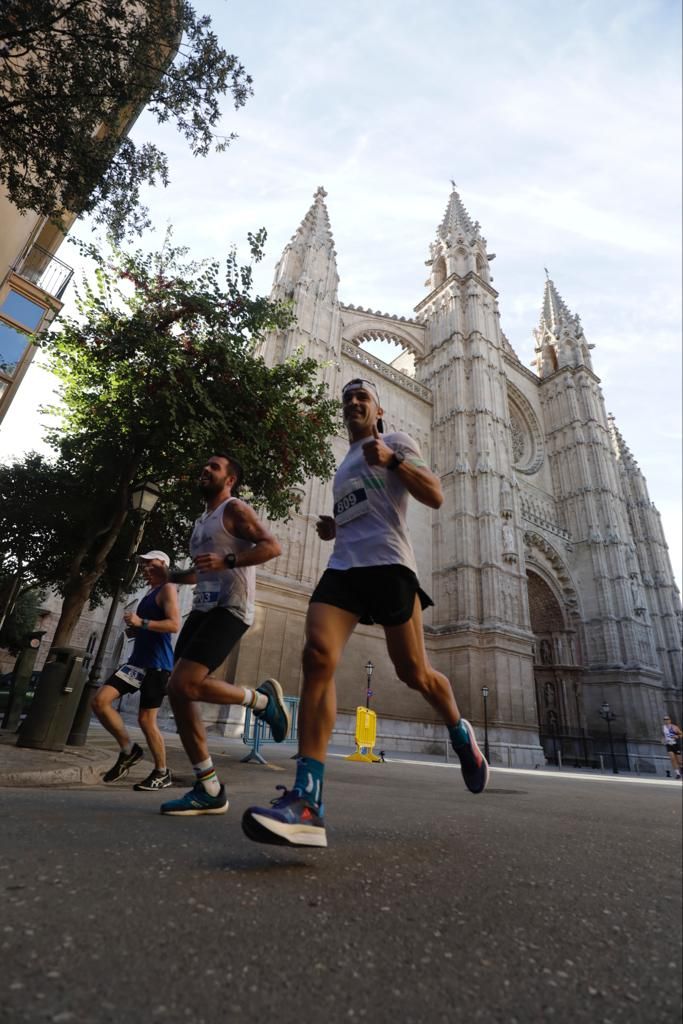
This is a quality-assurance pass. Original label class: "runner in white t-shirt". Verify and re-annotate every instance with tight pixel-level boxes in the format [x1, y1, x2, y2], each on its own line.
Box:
[243, 378, 489, 848]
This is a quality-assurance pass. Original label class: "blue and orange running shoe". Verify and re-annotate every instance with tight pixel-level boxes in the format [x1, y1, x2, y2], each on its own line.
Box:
[242, 786, 327, 847]
[160, 782, 228, 816]
[253, 678, 290, 743]
[454, 719, 489, 794]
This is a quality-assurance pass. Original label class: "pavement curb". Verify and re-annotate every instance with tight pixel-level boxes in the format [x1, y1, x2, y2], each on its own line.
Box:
[0, 760, 110, 788]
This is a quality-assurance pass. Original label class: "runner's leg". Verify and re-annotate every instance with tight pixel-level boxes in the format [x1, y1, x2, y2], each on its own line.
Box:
[298, 602, 360, 762]
[138, 707, 166, 771]
[92, 684, 132, 749]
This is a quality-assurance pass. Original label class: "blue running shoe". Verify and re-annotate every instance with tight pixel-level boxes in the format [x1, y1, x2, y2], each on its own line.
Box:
[160, 782, 229, 816]
[253, 678, 290, 743]
[242, 786, 327, 847]
[454, 719, 489, 794]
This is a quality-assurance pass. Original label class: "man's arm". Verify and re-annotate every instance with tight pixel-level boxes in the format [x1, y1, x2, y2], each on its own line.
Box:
[168, 567, 198, 585]
[362, 427, 443, 509]
[123, 582, 181, 634]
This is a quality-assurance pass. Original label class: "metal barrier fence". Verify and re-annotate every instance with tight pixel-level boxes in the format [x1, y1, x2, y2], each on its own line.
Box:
[241, 696, 300, 765]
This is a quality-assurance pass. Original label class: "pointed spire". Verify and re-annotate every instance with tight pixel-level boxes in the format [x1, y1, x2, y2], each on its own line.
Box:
[533, 273, 594, 377]
[438, 186, 481, 242]
[272, 186, 339, 300]
[607, 414, 640, 474]
[539, 274, 574, 332]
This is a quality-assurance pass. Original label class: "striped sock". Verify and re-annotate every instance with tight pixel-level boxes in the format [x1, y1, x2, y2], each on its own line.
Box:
[241, 688, 268, 712]
[193, 759, 221, 797]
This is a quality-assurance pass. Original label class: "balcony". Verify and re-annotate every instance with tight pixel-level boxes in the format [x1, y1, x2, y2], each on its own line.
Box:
[14, 242, 74, 300]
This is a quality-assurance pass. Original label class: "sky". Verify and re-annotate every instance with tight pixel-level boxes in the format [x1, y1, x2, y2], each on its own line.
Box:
[1, 0, 681, 582]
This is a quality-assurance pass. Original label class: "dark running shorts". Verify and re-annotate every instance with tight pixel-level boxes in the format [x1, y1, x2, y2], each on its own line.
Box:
[310, 565, 434, 627]
[665, 742, 681, 754]
[106, 668, 170, 710]
[173, 608, 249, 673]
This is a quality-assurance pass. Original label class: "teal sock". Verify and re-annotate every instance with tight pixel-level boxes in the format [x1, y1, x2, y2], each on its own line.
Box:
[449, 719, 470, 750]
[293, 756, 325, 807]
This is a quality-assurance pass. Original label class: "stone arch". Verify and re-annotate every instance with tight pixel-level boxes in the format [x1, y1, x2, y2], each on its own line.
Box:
[433, 255, 447, 287]
[340, 306, 426, 359]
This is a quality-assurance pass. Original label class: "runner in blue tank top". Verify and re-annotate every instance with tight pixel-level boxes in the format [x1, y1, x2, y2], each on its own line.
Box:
[92, 552, 180, 790]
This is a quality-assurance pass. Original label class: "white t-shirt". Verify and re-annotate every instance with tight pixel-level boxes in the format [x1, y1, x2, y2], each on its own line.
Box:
[327, 431, 426, 572]
[189, 497, 256, 625]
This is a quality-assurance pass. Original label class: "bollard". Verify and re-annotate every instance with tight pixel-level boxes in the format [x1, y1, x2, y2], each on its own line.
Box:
[444, 739, 449, 763]
[599, 754, 605, 773]
[557, 750, 562, 771]
[17, 647, 87, 751]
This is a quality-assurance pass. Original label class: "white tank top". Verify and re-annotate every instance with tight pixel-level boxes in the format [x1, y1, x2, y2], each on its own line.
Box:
[189, 497, 255, 625]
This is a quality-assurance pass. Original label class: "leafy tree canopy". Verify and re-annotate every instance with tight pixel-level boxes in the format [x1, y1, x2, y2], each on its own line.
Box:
[0, 1, 252, 238]
[0, 580, 45, 656]
[9, 231, 339, 645]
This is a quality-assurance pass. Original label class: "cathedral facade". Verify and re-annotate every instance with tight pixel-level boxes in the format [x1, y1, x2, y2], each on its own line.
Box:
[231, 186, 681, 770]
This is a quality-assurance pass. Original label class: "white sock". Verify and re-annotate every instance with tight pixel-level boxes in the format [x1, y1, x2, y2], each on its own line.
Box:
[193, 759, 221, 797]
[241, 688, 268, 712]
[121, 743, 133, 755]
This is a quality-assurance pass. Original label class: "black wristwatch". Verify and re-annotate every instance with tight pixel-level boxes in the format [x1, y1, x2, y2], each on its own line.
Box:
[387, 450, 405, 471]
[223, 552, 237, 569]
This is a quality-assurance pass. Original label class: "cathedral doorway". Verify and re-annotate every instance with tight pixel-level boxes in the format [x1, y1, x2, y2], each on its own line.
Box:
[527, 569, 583, 762]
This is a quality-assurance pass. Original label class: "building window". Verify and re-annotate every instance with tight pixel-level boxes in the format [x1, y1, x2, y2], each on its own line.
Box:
[0, 286, 49, 385]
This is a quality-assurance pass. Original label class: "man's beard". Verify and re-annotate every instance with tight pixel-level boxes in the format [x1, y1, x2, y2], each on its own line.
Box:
[198, 478, 223, 498]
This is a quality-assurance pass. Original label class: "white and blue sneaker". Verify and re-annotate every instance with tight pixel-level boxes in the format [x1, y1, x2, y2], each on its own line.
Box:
[160, 782, 228, 816]
[253, 678, 291, 742]
[454, 719, 489, 794]
[242, 786, 327, 847]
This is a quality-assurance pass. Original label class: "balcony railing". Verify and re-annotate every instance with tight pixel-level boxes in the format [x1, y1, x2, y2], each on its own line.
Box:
[14, 243, 74, 300]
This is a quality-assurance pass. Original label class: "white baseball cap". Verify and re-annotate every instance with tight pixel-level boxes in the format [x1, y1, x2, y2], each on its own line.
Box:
[138, 550, 170, 567]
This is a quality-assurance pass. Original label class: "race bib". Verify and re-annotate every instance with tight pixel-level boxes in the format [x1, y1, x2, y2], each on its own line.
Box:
[194, 581, 220, 610]
[334, 476, 369, 526]
[114, 663, 146, 689]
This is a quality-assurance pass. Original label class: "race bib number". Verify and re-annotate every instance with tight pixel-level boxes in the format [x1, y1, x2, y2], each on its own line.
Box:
[334, 476, 369, 526]
[114, 664, 146, 689]
[194, 582, 220, 610]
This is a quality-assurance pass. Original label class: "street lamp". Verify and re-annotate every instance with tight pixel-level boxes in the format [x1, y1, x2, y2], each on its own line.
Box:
[481, 686, 490, 762]
[365, 660, 374, 709]
[599, 701, 619, 774]
[67, 480, 161, 745]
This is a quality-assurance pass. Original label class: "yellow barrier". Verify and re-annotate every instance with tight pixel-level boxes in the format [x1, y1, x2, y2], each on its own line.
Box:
[345, 706, 382, 762]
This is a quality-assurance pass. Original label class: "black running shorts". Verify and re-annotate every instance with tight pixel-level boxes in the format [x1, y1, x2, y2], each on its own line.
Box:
[173, 608, 249, 673]
[310, 565, 433, 627]
[106, 668, 170, 710]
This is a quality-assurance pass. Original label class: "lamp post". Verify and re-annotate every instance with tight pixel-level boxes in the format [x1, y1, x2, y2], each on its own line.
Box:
[481, 686, 490, 762]
[599, 701, 619, 774]
[365, 660, 374, 709]
[67, 481, 161, 745]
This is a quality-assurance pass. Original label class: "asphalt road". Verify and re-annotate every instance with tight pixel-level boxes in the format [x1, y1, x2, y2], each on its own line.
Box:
[1, 754, 681, 1024]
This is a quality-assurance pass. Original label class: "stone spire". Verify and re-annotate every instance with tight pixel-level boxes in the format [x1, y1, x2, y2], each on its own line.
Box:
[607, 413, 639, 474]
[533, 273, 594, 378]
[424, 186, 492, 292]
[272, 186, 339, 301]
[437, 187, 482, 242]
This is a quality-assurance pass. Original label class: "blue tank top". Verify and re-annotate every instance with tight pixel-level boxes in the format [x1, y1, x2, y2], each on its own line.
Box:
[130, 586, 174, 670]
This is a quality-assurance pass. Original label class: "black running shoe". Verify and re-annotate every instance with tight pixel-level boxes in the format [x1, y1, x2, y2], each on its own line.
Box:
[102, 743, 144, 783]
[133, 768, 172, 791]
[253, 678, 291, 742]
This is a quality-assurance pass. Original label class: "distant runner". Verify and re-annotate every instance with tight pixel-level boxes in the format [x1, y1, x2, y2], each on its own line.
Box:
[160, 452, 288, 816]
[93, 551, 179, 790]
[242, 379, 488, 848]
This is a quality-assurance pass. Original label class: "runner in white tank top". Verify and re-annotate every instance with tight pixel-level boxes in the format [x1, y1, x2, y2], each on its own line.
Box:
[158, 453, 290, 817]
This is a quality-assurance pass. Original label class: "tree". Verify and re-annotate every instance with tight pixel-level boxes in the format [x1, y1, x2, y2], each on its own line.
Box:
[0, 583, 45, 656]
[20, 232, 339, 646]
[0, 1, 252, 238]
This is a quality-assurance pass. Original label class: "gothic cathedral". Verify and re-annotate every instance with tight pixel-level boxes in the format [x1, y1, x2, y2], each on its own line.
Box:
[236, 186, 682, 769]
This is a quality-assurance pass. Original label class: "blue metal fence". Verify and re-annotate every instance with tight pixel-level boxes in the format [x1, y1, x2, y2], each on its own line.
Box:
[241, 696, 300, 765]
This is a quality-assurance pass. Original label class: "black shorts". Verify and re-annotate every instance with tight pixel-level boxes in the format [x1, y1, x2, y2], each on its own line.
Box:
[106, 668, 170, 710]
[174, 608, 249, 673]
[665, 742, 681, 754]
[310, 565, 433, 627]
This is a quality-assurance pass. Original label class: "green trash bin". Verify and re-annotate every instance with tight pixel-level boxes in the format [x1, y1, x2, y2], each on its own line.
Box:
[16, 647, 88, 752]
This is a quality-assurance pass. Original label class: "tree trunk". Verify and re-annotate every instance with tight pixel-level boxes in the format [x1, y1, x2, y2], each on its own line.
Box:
[51, 570, 102, 648]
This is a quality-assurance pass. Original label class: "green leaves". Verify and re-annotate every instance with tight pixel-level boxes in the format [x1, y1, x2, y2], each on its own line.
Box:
[0, 1, 253, 239]
[3, 233, 339, 630]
